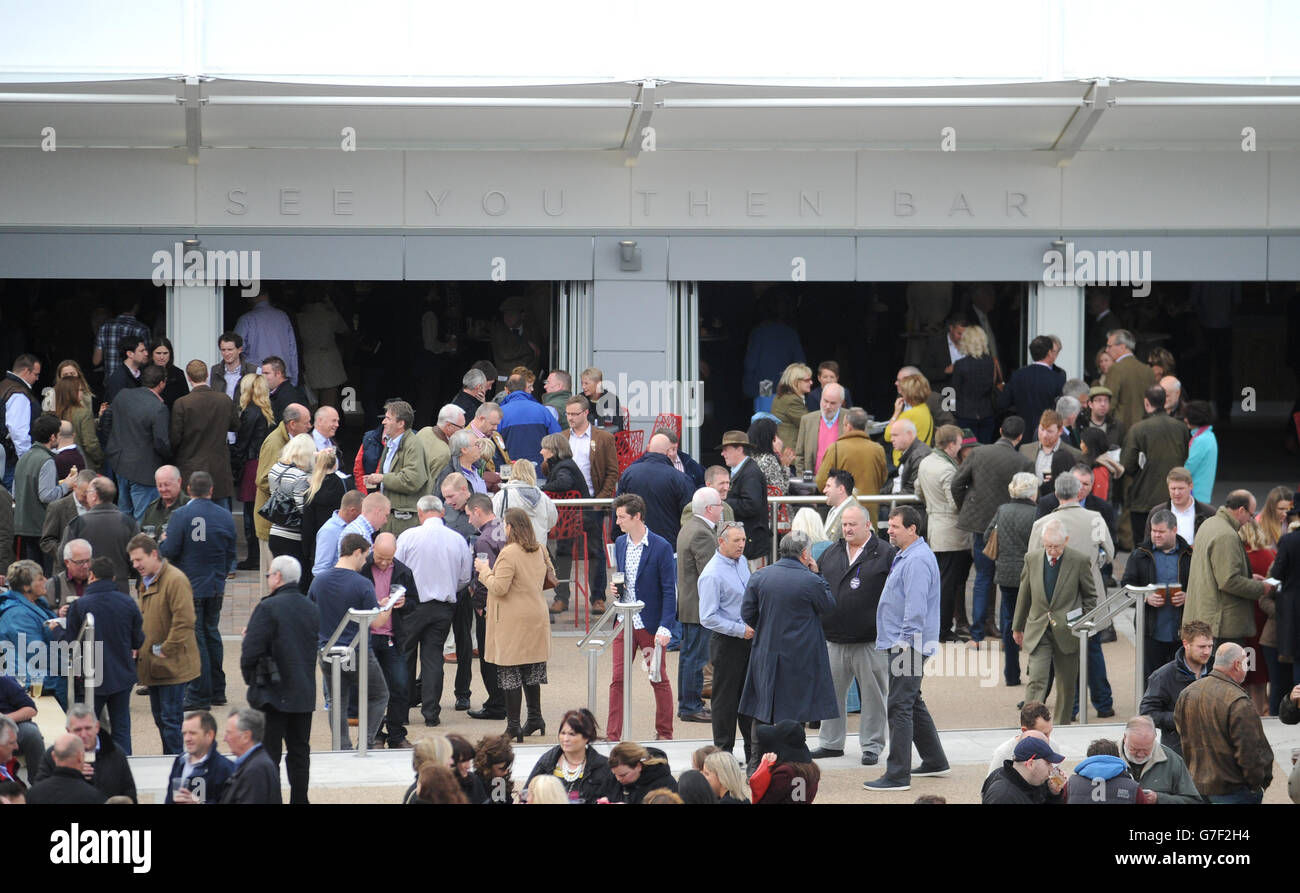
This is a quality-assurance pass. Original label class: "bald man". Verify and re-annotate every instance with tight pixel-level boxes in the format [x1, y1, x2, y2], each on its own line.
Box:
[1173, 643, 1273, 803]
[614, 431, 694, 542]
[361, 532, 418, 749]
[24, 733, 106, 804]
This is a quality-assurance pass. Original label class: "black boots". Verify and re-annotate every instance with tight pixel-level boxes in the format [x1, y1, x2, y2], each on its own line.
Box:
[504, 688, 523, 742]
[520, 684, 545, 738]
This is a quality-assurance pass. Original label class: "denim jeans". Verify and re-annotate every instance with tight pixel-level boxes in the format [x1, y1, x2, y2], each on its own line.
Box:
[847, 678, 861, 713]
[677, 622, 708, 716]
[95, 687, 133, 755]
[1000, 585, 1021, 684]
[117, 476, 160, 524]
[148, 682, 187, 754]
[969, 533, 997, 642]
[187, 596, 226, 707]
[372, 633, 409, 743]
[1207, 789, 1264, 804]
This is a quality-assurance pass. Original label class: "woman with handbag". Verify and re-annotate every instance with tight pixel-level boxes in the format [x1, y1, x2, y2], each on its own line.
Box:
[234, 373, 273, 570]
[984, 471, 1040, 684]
[299, 449, 345, 592]
[491, 459, 557, 545]
[474, 507, 553, 742]
[264, 434, 315, 564]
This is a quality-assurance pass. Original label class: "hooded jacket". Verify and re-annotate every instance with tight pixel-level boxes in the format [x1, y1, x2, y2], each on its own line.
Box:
[1065, 755, 1141, 804]
[610, 748, 677, 804]
[496, 389, 560, 466]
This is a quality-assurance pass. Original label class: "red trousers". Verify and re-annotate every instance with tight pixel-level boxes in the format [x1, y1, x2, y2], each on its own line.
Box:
[607, 627, 674, 741]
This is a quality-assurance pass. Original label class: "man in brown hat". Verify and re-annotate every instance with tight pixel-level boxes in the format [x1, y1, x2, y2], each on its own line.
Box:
[719, 431, 770, 563]
[491, 296, 540, 379]
[1082, 385, 1125, 446]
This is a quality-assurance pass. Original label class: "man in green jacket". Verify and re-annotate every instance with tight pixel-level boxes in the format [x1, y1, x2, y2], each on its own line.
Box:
[541, 370, 573, 431]
[1183, 492, 1275, 646]
[364, 400, 428, 537]
[1119, 384, 1189, 539]
[1121, 715, 1202, 804]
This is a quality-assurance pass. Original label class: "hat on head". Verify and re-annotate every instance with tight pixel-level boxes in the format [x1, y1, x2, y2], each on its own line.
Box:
[754, 720, 811, 764]
[960, 428, 978, 448]
[500, 296, 527, 313]
[1088, 386, 1113, 399]
[716, 430, 752, 450]
[1013, 736, 1065, 764]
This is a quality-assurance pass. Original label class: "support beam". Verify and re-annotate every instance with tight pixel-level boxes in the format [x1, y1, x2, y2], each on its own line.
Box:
[621, 80, 656, 167]
[182, 76, 203, 165]
[1052, 78, 1110, 167]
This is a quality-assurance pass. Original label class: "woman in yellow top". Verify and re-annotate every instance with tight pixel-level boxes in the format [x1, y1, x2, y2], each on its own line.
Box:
[770, 363, 813, 451]
[883, 373, 934, 465]
[475, 507, 553, 742]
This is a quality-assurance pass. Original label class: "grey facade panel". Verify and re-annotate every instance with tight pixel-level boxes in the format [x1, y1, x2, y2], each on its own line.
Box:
[667, 236, 856, 281]
[591, 281, 672, 352]
[0, 233, 173, 279]
[1267, 236, 1300, 280]
[856, 236, 1052, 281]
[196, 235, 405, 280]
[592, 236, 669, 280]
[1064, 237, 1268, 282]
[404, 236, 593, 280]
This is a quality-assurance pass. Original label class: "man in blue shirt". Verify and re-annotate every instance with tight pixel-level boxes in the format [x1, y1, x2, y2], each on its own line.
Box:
[698, 521, 754, 762]
[865, 505, 950, 792]
[311, 490, 363, 586]
[162, 471, 237, 711]
[309, 533, 400, 749]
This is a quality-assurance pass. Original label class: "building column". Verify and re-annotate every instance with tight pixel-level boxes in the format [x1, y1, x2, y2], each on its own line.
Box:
[1028, 282, 1085, 381]
[166, 284, 223, 374]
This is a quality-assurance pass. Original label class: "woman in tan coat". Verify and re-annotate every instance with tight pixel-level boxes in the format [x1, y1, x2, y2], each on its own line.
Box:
[475, 507, 553, 742]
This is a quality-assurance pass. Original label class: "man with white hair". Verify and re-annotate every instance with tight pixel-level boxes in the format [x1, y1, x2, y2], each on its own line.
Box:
[885, 418, 929, 497]
[1013, 518, 1097, 725]
[1159, 375, 1183, 416]
[46, 533, 92, 608]
[416, 404, 466, 486]
[242, 554, 320, 803]
[1173, 642, 1273, 803]
[675, 486, 724, 725]
[1120, 715, 1201, 804]
[436, 428, 488, 495]
[1055, 395, 1082, 449]
[794, 381, 847, 475]
[33, 702, 136, 801]
[452, 367, 490, 420]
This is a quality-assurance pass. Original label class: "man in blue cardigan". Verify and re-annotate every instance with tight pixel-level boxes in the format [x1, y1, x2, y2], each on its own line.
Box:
[606, 493, 676, 741]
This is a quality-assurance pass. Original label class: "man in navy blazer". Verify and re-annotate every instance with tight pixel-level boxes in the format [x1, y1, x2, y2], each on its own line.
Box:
[161, 471, 237, 711]
[1000, 336, 1065, 443]
[606, 493, 676, 741]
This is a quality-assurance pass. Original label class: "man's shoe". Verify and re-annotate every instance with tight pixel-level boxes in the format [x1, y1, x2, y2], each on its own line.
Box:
[952, 625, 972, 641]
[182, 703, 208, 711]
[211, 697, 227, 706]
[912, 765, 950, 777]
[468, 708, 506, 720]
[1096, 708, 1116, 718]
[983, 622, 1000, 639]
[1098, 626, 1117, 643]
[861, 752, 879, 766]
[136, 685, 148, 695]
[455, 698, 471, 711]
[807, 721, 820, 730]
[236, 557, 258, 570]
[387, 738, 413, 749]
[863, 777, 910, 792]
[809, 748, 843, 759]
[590, 599, 606, 615]
[424, 717, 441, 727]
[701, 684, 712, 699]
[549, 600, 568, 614]
[678, 710, 712, 723]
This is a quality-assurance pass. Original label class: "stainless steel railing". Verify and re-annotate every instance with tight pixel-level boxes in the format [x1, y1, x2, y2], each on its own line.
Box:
[576, 598, 645, 732]
[320, 606, 384, 755]
[63, 611, 96, 711]
[1069, 584, 1154, 725]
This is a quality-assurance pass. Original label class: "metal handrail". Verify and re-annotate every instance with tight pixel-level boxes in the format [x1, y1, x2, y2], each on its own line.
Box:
[1069, 583, 1155, 725]
[63, 611, 97, 712]
[576, 599, 644, 730]
[768, 494, 924, 561]
[320, 607, 383, 755]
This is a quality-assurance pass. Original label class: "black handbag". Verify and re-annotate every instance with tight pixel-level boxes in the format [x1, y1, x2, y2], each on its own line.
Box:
[258, 489, 302, 529]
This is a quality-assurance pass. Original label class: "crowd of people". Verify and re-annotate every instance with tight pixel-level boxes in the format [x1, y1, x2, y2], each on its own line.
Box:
[1, 287, 1298, 805]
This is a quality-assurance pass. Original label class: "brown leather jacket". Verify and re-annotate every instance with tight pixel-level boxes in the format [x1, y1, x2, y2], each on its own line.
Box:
[1173, 669, 1273, 796]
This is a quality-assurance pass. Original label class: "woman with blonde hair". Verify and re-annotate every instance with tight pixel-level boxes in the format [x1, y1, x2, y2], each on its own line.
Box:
[475, 507, 553, 742]
[233, 372, 274, 569]
[771, 363, 813, 451]
[525, 774, 569, 804]
[265, 433, 315, 564]
[1257, 486, 1293, 549]
[53, 375, 103, 471]
[1239, 518, 1278, 715]
[403, 735, 453, 803]
[300, 448, 345, 590]
[791, 507, 830, 561]
[53, 360, 94, 411]
[883, 373, 935, 464]
[952, 325, 997, 444]
[492, 458, 557, 544]
[703, 750, 752, 804]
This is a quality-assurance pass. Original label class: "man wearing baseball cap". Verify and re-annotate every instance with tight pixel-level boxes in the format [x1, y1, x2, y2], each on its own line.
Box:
[980, 730, 1066, 804]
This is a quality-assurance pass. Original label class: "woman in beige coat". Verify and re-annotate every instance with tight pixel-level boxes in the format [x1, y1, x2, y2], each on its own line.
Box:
[475, 507, 553, 742]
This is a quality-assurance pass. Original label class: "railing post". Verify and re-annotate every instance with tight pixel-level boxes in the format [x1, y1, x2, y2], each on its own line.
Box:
[1077, 627, 1091, 726]
[1133, 587, 1146, 709]
[622, 607, 635, 739]
[356, 623, 371, 757]
[331, 655, 343, 751]
[83, 614, 95, 711]
[770, 501, 779, 563]
[587, 649, 598, 712]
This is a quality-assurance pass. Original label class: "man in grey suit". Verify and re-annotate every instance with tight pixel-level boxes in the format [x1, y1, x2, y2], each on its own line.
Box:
[675, 487, 723, 724]
[1013, 519, 1097, 725]
[104, 364, 171, 523]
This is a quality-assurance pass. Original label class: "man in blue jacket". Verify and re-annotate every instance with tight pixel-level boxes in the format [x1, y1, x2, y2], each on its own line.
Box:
[164, 709, 233, 804]
[496, 374, 559, 467]
[999, 336, 1066, 444]
[56, 556, 144, 754]
[606, 493, 676, 742]
[161, 471, 237, 711]
[615, 433, 694, 543]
